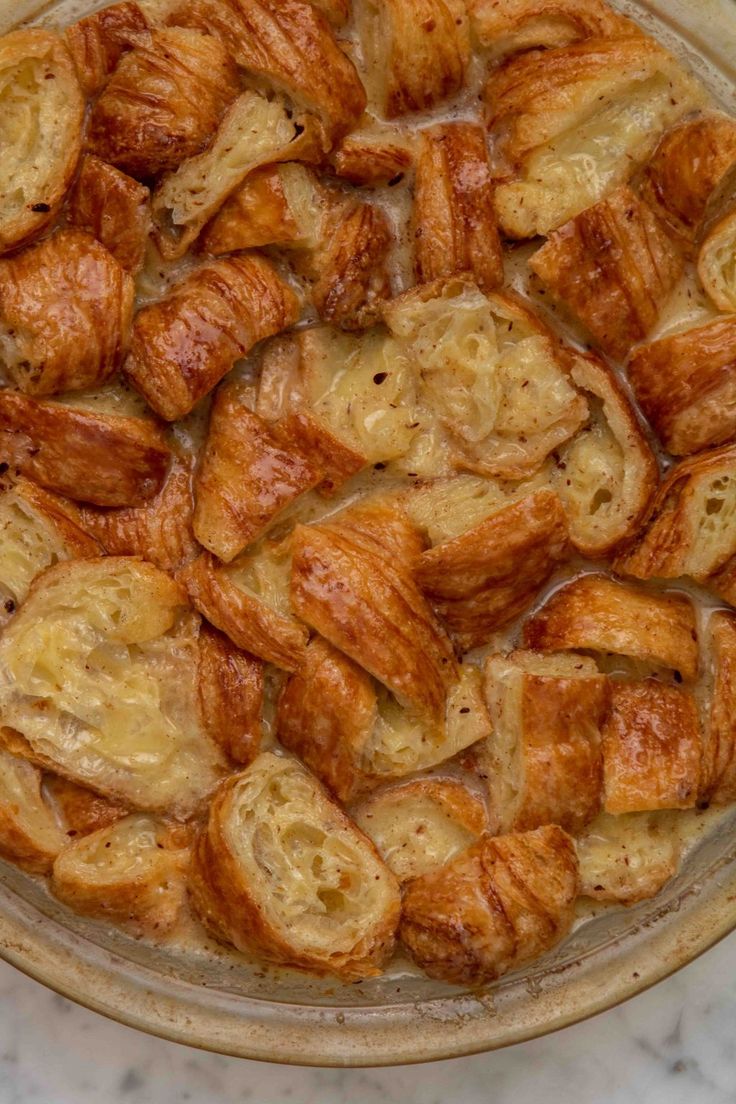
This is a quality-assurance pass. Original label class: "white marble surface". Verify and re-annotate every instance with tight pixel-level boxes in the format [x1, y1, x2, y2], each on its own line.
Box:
[1, 936, 736, 1104]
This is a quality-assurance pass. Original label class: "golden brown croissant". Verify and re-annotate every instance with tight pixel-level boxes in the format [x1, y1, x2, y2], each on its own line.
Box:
[550, 353, 658, 558]
[330, 128, 415, 187]
[699, 612, 736, 805]
[43, 776, 128, 839]
[486, 36, 703, 237]
[188, 752, 401, 980]
[89, 27, 240, 178]
[193, 381, 321, 561]
[529, 186, 682, 360]
[124, 254, 300, 421]
[0, 557, 229, 815]
[0, 229, 134, 397]
[640, 114, 736, 250]
[197, 622, 263, 765]
[698, 206, 736, 313]
[0, 390, 171, 508]
[63, 0, 149, 96]
[400, 825, 579, 984]
[310, 201, 393, 331]
[51, 814, 189, 937]
[627, 316, 736, 456]
[483, 650, 609, 834]
[467, 0, 637, 59]
[68, 155, 151, 276]
[356, 0, 469, 118]
[602, 680, 702, 813]
[576, 810, 684, 903]
[353, 777, 489, 883]
[0, 30, 84, 255]
[523, 574, 699, 680]
[415, 489, 569, 651]
[0, 749, 67, 874]
[412, 122, 504, 294]
[271, 410, 366, 497]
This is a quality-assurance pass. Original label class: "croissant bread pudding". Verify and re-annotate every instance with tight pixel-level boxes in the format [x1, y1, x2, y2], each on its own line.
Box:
[0, 0, 735, 991]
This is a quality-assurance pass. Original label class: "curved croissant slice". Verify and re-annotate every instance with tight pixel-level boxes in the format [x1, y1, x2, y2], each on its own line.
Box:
[467, 0, 636, 59]
[523, 574, 699, 680]
[486, 36, 703, 238]
[551, 354, 658, 558]
[400, 825, 579, 985]
[152, 89, 320, 260]
[482, 651, 609, 834]
[0, 391, 170, 508]
[698, 206, 736, 313]
[0, 478, 99, 624]
[44, 776, 128, 839]
[0, 557, 228, 815]
[616, 444, 736, 585]
[415, 489, 569, 651]
[627, 316, 736, 457]
[576, 810, 683, 903]
[353, 778, 489, 883]
[272, 410, 366, 498]
[51, 814, 189, 937]
[197, 622, 263, 765]
[402, 473, 526, 545]
[0, 229, 135, 397]
[311, 201, 393, 331]
[700, 612, 736, 805]
[124, 254, 299, 421]
[529, 186, 683, 360]
[290, 503, 458, 721]
[89, 27, 240, 179]
[193, 383, 321, 562]
[602, 679, 701, 813]
[356, 0, 469, 118]
[68, 156, 151, 276]
[641, 115, 736, 250]
[330, 128, 415, 187]
[412, 122, 503, 294]
[63, 1, 148, 96]
[383, 277, 588, 480]
[179, 545, 308, 671]
[188, 752, 401, 980]
[0, 30, 84, 255]
[0, 749, 66, 874]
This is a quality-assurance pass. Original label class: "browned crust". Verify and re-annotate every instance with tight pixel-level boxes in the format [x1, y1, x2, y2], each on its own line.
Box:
[311, 202, 393, 331]
[467, 0, 636, 57]
[63, 0, 148, 96]
[272, 410, 366, 497]
[701, 611, 736, 805]
[199, 165, 299, 255]
[197, 622, 263, 765]
[68, 155, 151, 275]
[330, 134, 414, 187]
[6, 478, 101, 561]
[44, 776, 128, 838]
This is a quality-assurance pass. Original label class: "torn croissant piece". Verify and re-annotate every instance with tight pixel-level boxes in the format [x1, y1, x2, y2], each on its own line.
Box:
[529, 186, 683, 360]
[353, 778, 489, 883]
[467, 0, 636, 59]
[356, 0, 469, 118]
[79, 453, 197, 574]
[627, 316, 736, 457]
[0, 229, 135, 397]
[523, 574, 699, 680]
[551, 354, 658, 558]
[124, 254, 300, 421]
[193, 382, 322, 561]
[0, 30, 84, 255]
[151, 89, 321, 260]
[482, 651, 609, 834]
[602, 679, 702, 813]
[310, 201, 393, 331]
[330, 129, 415, 187]
[616, 444, 736, 585]
[383, 277, 588, 480]
[51, 814, 189, 938]
[68, 155, 151, 276]
[576, 810, 684, 903]
[412, 122, 504, 294]
[179, 546, 308, 671]
[486, 36, 703, 238]
[89, 27, 240, 179]
[197, 622, 263, 765]
[271, 410, 366, 497]
[0, 478, 100, 624]
[415, 489, 569, 651]
[199, 164, 326, 256]
[63, 0, 149, 96]
[0, 390, 171, 508]
[44, 776, 128, 839]
[400, 825, 579, 985]
[0, 749, 67, 874]
[188, 752, 401, 980]
[640, 115, 736, 250]
[698, 206, 736, 313]
[290, 502, 458, 721]
[700, 611, 736, 805]
[402, 473, 527, 546]
[0, 557, 229, 816]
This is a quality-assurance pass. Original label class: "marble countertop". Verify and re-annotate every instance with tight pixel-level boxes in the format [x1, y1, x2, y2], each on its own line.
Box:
[2, 935, 736, 1104]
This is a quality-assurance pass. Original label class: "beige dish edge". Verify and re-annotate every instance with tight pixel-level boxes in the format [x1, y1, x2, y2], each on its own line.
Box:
[2, 0, 736, 1069]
